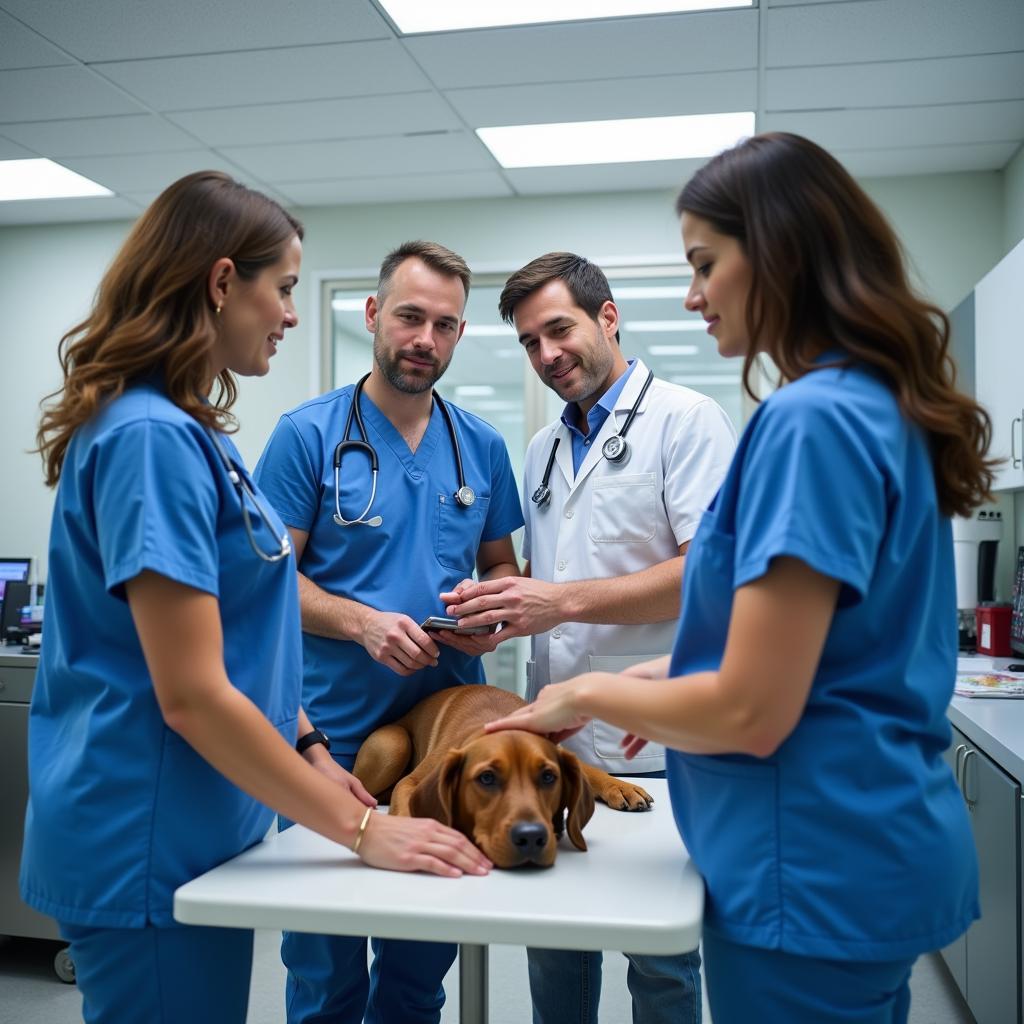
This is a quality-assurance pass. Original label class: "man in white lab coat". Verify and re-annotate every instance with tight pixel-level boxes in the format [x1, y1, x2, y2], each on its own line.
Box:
[440, 252, 736, 1024]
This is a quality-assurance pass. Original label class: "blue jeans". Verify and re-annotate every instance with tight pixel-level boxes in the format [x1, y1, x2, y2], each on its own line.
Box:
[527, 947, 702, 1024]
[702, 929, 914, 1024]
[60, 922, 253, 1024]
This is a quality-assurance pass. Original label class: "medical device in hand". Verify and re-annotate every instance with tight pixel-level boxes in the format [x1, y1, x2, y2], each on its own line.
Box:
[420, 616, 498, 635]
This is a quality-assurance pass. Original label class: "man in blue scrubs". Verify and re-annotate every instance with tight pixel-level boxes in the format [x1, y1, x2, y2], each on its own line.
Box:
[255, 240, 524, 1024]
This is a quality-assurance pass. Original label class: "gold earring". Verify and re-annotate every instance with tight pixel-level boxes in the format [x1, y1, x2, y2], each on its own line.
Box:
[215, 304, 222, 316]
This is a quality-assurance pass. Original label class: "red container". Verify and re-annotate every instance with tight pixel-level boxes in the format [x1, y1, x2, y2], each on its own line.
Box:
[976, 604, 1013, 657]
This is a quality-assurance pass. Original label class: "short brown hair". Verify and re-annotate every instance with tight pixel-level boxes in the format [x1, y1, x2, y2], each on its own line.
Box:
[377, 240, 471, 304]
[499, 252, 618, 342]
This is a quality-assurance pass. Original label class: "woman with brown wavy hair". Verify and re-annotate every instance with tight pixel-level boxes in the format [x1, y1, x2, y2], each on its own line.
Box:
[487, 132, 992, 1022]
[22, 171, 488, 1024]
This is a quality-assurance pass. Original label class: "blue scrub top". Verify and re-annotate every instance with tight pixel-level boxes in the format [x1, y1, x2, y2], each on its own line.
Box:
[254, 385, 524, 755]
[20, 383, 302, 929]
[666, 359, 979, 961]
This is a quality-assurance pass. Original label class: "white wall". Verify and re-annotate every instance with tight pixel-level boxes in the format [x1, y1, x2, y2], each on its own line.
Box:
[0, 169, 1011, 574]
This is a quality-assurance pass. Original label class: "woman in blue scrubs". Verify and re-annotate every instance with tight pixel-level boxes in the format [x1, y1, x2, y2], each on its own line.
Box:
[486, 132, 994, 1023]
[23, 171, 489, 1024]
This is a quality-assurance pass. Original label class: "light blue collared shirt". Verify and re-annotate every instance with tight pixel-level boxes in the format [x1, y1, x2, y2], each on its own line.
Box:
[560, 358, 637, 476]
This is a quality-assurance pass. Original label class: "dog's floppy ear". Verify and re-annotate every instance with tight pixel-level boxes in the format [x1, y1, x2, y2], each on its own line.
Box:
[557, 748, 595, 851]
[407, 749, 465, 826]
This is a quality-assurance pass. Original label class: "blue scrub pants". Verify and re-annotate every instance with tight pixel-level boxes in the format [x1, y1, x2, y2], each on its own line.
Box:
[702, 930, 915, 1024]
[59, 921, 253, 1024]
[280, 749, 456, 1024]
[527, 769, 701, 1024]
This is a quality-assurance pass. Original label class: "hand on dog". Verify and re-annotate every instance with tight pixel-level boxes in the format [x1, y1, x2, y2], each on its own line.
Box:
[484, 678, 592, 744]
[356, 812, 492, 878]
[361, 611, 440, 675]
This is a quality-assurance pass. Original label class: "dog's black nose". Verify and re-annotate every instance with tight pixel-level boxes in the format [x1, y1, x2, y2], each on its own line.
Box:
[510, 821, 548, 850]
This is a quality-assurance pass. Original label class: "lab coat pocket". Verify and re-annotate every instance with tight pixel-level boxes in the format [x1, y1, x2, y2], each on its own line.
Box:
[588, 473, 656, 543]
[670, 753, 781, 938]
[588, 654, 662, 761]
[435, 493, 490, 573]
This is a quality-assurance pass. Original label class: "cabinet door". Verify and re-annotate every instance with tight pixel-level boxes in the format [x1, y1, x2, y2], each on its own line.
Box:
[975, 238, 1024, 491]
[962, 741, 1021, 1024]
[940, 728, 969, 993]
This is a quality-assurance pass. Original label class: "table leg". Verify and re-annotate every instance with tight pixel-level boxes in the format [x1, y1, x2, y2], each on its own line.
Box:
[458, 943, 488, 1024]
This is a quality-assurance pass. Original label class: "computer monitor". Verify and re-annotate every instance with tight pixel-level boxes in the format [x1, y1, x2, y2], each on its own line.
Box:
[0, 558, 31, 604]
[1, 579, 43, 640]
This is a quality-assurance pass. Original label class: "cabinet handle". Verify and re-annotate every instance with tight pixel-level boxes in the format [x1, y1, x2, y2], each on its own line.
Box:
[1013, 415, 1023, 469]
[954, 743, 968, 786]
[961, 749, 977, 810]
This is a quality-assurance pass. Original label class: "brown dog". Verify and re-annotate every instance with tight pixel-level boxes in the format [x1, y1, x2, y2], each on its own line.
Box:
[351, 684, 653, 868]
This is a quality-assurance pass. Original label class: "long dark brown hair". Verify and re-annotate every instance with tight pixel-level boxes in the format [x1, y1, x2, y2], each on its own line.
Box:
[676, 131, 995, 518]
[37, 170, 303, 486]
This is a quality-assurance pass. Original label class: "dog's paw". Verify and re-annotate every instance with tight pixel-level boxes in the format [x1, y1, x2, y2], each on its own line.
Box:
[596, 780, 654, 811]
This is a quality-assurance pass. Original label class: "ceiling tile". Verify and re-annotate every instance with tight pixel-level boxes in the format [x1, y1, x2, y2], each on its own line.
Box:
[93, 41, 430, 111]
[0, 135, 35, 159]
[0, 9, 71, 70]
[2, 114, 199, 157]
[505, 158, 707, 196]
[767, 0, 1024, 67]
[762, 100, 1024, 151]
[56, 149, 263, 194]
[167, 92, 462, 148]
[767, 52, 1024, 111]
[0, 0, 390, 62]
[0, 66, 144, 122]
[277, 171, 513, 206]
[0, 194, 144, 225]
[838, 141, 1019, 176]
[405, 10, 757, 89]
[445, 70, 757, 128]
[222, 131, 497, 183]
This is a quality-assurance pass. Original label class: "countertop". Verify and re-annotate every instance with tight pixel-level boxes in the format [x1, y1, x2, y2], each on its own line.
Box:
[951, 655, 1024, 784]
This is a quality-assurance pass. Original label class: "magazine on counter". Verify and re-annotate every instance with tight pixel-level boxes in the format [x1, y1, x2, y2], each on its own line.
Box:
[955, 672, 1024, 698]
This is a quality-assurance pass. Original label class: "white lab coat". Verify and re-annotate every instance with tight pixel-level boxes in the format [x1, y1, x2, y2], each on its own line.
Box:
[522, 360, 737, 773]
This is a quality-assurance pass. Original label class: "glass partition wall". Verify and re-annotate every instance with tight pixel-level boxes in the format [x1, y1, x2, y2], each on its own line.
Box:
[323, 264, 745, 695]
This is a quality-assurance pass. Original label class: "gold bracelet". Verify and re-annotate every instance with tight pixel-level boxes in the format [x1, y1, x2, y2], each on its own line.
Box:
[351, 806, 373, 855]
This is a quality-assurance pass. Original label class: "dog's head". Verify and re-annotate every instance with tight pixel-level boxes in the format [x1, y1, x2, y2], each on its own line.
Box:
[406, 730, 595, 868]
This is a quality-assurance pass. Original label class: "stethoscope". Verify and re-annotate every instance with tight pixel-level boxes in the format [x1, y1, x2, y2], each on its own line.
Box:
[207, 429, 292, 563]
[531, 368, 654, 508]
[334, 373, 475, 528]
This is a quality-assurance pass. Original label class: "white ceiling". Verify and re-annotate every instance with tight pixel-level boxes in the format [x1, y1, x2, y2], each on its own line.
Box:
[0, 0, 1021, 225]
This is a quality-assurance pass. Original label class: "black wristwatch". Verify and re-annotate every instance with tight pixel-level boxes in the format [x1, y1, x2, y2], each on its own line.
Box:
[296, 728, 331, 755]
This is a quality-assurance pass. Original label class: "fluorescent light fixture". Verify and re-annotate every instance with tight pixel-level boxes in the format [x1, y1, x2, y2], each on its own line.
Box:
[614, 286, 689, 300]
[647, 344, 699, 356]
[0, 158, 112, 202]
[331, 298, 367, 312]
[626, 320, 706, 332]
[670, 374, 739, 385]
[462, 325, 516, 337]
[473, 400, 524, 413]
[454, 385, 496, 397]
[477, 111, 754, 169]
[381, 1, 750, 33]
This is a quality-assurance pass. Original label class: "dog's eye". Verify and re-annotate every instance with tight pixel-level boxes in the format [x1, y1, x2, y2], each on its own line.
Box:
[477, 770, 497, 787]
[540, 769, 558, 786]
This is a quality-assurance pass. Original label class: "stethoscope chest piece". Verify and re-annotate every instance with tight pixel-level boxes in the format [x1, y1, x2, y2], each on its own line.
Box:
[531, 482, 552, 508]
[455, 485, 477, 508]
[601, 434, 630, 464]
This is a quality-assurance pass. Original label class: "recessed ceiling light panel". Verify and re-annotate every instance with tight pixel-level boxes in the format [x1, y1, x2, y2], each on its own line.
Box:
[477, 112, 754, 169]
[0, 159, 112, 202]
[381, 1, 751, 34]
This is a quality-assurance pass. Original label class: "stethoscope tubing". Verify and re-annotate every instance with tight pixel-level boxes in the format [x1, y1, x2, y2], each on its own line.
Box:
[333, 373, 474, 528]
[532, 368, 655, 507]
